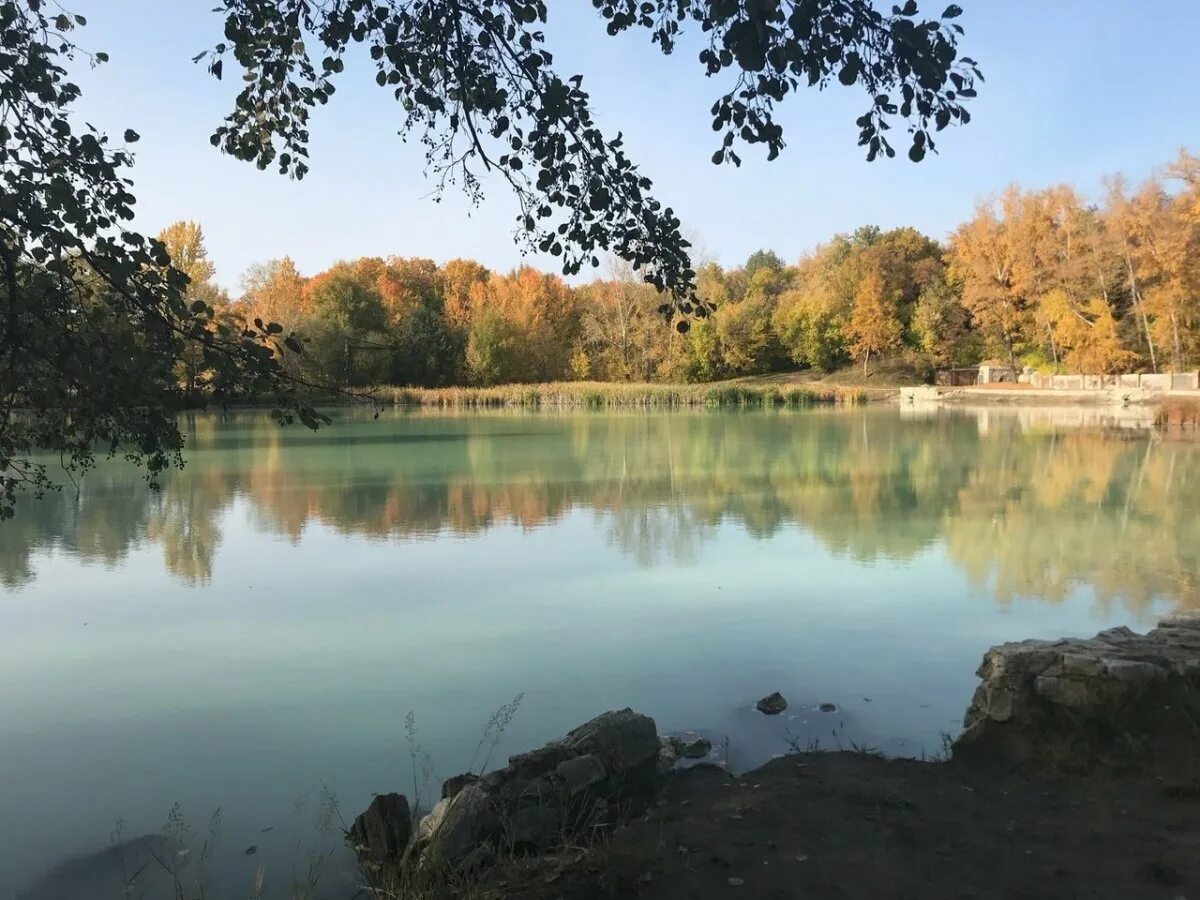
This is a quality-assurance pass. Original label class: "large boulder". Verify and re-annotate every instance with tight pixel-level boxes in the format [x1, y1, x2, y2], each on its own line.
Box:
[353, 708, 661, 875]
[954, 612, 1200, 769]
[348, 793, 411, 867]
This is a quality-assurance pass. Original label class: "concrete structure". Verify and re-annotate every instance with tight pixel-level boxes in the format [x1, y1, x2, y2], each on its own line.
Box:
[1020, 371, 1200, 392]
[935, 364, 1018, 386]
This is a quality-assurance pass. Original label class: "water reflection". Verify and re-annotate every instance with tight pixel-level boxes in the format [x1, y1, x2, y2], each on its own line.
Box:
[2, 407, 1197, 614]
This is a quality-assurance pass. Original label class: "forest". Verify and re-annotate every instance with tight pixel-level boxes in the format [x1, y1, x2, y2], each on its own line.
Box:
[167, 150, 1200, 394]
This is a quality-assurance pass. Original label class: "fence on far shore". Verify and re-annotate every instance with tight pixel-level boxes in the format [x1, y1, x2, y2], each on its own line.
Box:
[1020, 372, 1200, 392]
[936, 366, 1200, 392]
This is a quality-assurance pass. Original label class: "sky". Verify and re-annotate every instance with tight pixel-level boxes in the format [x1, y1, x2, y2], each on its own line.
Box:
[65, 0, 1200, 291]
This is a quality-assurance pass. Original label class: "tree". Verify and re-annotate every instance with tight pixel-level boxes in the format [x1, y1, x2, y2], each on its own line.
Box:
[912, 273, 976, 366]
[577, 268, 659, 381]
[847, 263, 902, 374]
[306, 268, 386, 334]
[773, 245, 852, 373]
[440, 258, 491, 334]
[743, 249, 785, 279]
[240, 257, 309, 333]
[2, 0, 979, 516]
[948, 191, 1030, 366]
[1039, 289, 1136, 374]
[470, 267, 580, 382]
[158, 220, 228, 401]
[0, 6, 322, 518]
[1103, 178, 1160, 371]
[466, 306, 522, 386]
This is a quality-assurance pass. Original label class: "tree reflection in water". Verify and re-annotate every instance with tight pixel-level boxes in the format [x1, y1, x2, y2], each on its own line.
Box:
[2, 407, 1196, 616]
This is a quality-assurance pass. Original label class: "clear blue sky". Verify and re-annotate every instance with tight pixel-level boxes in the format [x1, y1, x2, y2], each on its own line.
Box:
[68, 1, 1200, 290]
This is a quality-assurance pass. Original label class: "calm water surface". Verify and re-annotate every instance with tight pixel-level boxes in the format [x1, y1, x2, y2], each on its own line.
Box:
[1, 406, 1196, 896]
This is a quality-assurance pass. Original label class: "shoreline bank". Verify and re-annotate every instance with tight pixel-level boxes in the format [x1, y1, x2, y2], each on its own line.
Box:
[341, 616, 1200, 899]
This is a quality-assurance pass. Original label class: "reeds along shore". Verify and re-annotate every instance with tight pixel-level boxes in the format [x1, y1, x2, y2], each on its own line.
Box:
[368, 382, 868, 409]
[1155, 397, 1200, 430]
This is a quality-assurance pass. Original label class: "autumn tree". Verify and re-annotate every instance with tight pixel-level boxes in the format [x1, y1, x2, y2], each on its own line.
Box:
[847, 263, 903, 374]
[576, 265, 660, 381]
[1038, 290, 1136, 374]
[774, 243, 853, 372]
[440, 259, 491, 334]
[1103, 178, 1160, 371]
[158, 221, 229, 402]
[240, 257, 309, 333]
[462, 268, 580, 383]
[948, 190, 1030, 366]
[712, 255, 790, 375]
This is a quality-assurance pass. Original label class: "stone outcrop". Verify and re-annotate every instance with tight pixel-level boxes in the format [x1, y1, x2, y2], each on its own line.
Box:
[347, 792, 412, 875]
[954, 612, 1200, 767]
[350, 708, 660, 876]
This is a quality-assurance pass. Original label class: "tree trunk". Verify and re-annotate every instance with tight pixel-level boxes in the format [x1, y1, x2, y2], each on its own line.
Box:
[1170, 310, 1183, 372]
[1121, 245, 1157, 373]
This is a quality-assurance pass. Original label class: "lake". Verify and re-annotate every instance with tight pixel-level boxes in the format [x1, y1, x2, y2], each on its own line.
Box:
[1, 405, 1196, 897]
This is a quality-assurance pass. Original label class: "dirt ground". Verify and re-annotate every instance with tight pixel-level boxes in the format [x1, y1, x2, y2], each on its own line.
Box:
[498, 752, 1200, 900]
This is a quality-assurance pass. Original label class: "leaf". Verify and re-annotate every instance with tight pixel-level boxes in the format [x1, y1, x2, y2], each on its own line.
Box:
[124, 129, 139, 143]
[942, 4, 963, 17]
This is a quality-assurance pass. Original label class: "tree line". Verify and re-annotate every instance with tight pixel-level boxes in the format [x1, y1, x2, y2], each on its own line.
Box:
[163, 150, 1200, 393]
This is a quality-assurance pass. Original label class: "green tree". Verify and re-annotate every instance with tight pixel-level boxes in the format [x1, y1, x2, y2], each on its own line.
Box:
[466, 307, 522, 386]
[912, 273, 977, 366]
[743, 249, 785, 279]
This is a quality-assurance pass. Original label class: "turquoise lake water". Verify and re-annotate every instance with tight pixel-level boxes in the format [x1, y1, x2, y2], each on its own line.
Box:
[1, 406, 1195, 897]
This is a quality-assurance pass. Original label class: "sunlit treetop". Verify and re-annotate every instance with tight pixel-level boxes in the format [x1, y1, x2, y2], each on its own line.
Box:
[201, 0, 981, 327]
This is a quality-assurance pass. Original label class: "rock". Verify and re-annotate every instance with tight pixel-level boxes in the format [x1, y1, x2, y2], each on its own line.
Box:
[679, 736, 712, 759]
[377, 708, 660, 872]
[659, 734, 711, 761]
[558, 708, 660, 773]
[348, 793, 411, 864]
[556, 753, 607, 794]
[657, 737, 680, 774]
[818, 703, 837, 713]
[509, 805, 561, 848]
[441, 772, 479, 800]
[756, 692, 788, 715]
[420, 782, 499, 867]
[954, 612, 1200, 768]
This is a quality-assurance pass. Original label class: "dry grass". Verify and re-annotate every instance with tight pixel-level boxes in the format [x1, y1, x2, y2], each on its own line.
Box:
[369, 381, 865, 409]
[1155, 397, 1200, 431]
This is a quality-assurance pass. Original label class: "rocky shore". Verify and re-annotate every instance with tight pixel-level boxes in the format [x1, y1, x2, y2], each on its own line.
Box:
[349, 613, 1200, 899]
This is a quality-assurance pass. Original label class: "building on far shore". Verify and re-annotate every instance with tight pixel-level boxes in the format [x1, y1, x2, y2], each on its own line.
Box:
[936, 361, 1017, 386]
